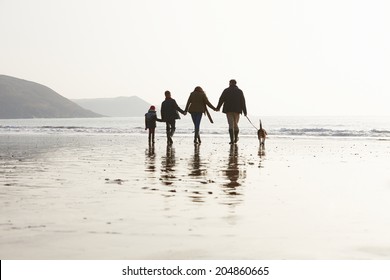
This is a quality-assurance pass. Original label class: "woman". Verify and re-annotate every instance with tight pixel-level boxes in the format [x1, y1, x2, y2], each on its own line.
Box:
[184, 86, 216, 144]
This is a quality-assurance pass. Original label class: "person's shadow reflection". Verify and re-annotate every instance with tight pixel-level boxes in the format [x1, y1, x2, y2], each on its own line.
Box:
[221, 144, 246, 203]
[187, 144, 209, 203]
[189, 144, 202, 177]
[145, 143, 156, 172]
[224, 144, 240, 188]
[160, 144, 176, 185]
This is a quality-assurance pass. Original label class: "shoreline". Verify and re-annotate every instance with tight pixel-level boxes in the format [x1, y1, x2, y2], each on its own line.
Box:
[1, 134, 390, 259]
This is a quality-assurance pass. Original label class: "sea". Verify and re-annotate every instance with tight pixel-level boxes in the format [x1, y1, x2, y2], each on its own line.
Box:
[0, 115, 390, 140]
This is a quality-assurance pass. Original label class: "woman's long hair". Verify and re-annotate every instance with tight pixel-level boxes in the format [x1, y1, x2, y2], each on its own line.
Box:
[194, 86, 204, 93]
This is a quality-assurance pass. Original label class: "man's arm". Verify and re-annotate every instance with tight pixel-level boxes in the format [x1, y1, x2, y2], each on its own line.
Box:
[216, 91, 226, 111]
[175, 100, 186, 115]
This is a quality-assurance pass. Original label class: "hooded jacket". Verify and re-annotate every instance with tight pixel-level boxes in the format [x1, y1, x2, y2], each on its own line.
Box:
[145, 109, 158, 129]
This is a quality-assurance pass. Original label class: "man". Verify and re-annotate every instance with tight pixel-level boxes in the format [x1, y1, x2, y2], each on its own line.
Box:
[161, 90, 186, 145]
[216, 79, 247, 144]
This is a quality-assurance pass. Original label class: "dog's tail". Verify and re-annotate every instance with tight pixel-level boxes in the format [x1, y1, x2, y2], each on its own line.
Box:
[259, 119, 263, 131]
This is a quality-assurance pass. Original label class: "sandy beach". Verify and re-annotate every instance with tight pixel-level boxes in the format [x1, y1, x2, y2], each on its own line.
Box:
[1, 133, 390, 259]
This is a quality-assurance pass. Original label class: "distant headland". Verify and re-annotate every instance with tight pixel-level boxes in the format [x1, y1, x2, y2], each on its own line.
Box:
[0, 75, 152, 119]
[0, 75, 102, 119]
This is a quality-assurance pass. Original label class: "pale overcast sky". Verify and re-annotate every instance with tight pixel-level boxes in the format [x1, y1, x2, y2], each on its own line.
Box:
[1, 0, 389, 115]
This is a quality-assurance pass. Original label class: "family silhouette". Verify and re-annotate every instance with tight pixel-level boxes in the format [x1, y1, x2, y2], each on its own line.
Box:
[145, 79, 248, 145]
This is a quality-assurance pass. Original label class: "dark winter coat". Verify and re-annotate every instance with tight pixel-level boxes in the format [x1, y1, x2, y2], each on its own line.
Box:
[145, 110, 158, 129]
[184, 90, 215, 113]
[161, 97, 185, 122]
[216, 85, 247, 115]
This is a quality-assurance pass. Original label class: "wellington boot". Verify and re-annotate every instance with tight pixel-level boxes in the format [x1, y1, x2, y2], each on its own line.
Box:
[194, 129, 201, 144]
[234, 129, 239, 143]
[229, 129, 234, 144]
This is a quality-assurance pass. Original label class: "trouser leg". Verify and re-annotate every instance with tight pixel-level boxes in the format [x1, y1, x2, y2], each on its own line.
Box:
[227, 113, 240, 144]
[170, 120, 176, 137]
[191, 113, 202, 143]
[150, 128, 155, 143]
[166, 122, 172, 144]
[166, 120, 175, 144]
[234, 129, 239, 143]
[229, 129, 234, 144]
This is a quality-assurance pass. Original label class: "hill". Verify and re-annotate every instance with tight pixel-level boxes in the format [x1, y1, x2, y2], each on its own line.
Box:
[72, 96, 152, 117]
[0, 75, 102, 119]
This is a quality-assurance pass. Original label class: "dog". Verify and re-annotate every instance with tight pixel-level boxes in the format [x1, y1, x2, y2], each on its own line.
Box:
[257, 119, 267, 146]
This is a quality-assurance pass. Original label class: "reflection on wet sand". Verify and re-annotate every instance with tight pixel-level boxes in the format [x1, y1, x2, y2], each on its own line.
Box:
[258, 144, 266, 168]
[144, 143, 156, 172]
[145, 141, 249, 206]
[223, 144, 244, 187]
[160, 145, 176, 185]
[220, 144, 246, 206]
[0, 135, 96, 189]
[188, 144, 205, 177]
[3, 134, 390, 259]
[258, 144, 266, 158]
[187, 144, 210, 203]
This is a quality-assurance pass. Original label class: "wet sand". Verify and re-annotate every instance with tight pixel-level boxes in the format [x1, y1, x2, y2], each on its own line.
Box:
[1, 133, 390, 259]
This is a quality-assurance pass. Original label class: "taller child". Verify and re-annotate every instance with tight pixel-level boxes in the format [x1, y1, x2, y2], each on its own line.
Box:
[216, 79, 247, 144]
[161, 90, 186, 145]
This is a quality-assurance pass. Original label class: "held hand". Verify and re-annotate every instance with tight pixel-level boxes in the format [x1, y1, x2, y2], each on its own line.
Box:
[145, 128, 147, 130]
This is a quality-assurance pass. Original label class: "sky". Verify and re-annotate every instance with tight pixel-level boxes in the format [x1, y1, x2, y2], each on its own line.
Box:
[1, 0, 389, 116]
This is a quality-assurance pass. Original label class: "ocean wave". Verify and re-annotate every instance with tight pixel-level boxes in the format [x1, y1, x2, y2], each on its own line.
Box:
[1, 116, 390, 139]
[371, 129, 390, 134]
[1, 125, 390, 139]
[277, 128, 370, 137]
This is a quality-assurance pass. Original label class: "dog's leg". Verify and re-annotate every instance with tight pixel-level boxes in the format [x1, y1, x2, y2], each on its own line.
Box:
[260, 138, 265, 147]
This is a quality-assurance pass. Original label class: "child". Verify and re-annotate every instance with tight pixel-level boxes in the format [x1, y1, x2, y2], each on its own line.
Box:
[161, 90, 186, 145]
[145, 105, 161, 144]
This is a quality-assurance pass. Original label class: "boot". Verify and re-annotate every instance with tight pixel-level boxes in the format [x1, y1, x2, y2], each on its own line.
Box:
[167, 127, 175, 145]
[170, 127, 175, 137]
[194, 129, 201, 144]
[167, 132, 173, 145]
[229, 129, 234, 144]
[234, 129, 239, 143]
